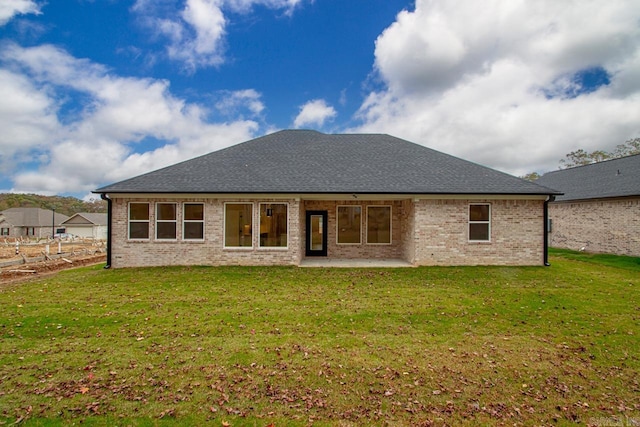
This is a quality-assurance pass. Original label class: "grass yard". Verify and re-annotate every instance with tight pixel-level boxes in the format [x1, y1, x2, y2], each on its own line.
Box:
[0, 249, 638, 426]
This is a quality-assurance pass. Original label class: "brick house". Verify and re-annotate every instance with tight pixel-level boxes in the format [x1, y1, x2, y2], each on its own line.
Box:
[94, 130, 560, 268]
[536, 154, 640, 257]
[0, 208, 69, 239]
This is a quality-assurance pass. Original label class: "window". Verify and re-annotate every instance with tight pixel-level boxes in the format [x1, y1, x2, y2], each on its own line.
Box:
[337, 206, 361, 244]
[26, 227, 35, 236]
[225, 203, 253, 248]
[1, 228, 9, 236]
[128, 202, 150, 239]
[367, 206, 391, 244]
[156, 203, 177, 240]
[469, 204, 490, 241]
[259, 203, 288, 248]
[183, 203, 204, 240]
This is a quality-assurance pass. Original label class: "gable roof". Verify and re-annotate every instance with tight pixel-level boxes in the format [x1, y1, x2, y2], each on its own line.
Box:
[62, 213, 107, 226]
[536, 154, 640, 202]
[0, 208, 69, 227]
[95, 130, 560, 196]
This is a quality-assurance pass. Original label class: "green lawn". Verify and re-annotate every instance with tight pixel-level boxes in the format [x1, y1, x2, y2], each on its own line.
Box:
[1, 249, 638, 426]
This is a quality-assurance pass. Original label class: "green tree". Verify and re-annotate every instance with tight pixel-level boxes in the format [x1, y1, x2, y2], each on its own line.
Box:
[559, 149, 611, 168]
[523, 136, 639, 178]
[613, 137, 640, 158]
[521, 172, 540, 181]
[0, 193, 106, 215]
[559, 137, 639, 169]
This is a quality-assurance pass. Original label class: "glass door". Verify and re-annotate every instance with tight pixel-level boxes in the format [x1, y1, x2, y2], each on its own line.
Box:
[305, 210, 327, 256]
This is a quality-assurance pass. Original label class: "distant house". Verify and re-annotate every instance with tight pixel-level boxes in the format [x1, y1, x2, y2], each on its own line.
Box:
[537, 154, 640, 257]
[94, 130, 560, 268]
[61, 213, 108, 240]
[0, 208, 70, 239]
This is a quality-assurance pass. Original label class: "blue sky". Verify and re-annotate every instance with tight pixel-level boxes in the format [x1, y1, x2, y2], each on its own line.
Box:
[1, 0, 639, 199]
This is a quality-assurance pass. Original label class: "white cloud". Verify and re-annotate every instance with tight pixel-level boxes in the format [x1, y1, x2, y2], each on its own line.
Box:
[0, 44, 259, 195]
[0, 0, 40, 25]
[132, 0, 308, 71]
[133, 0, 227, 71]
[224, 0, 303, 15]
[355, 0, 640, 176]
[293, 99, 337, 129]
[0, 69, 58, 173]
[215, 89, 265, 117]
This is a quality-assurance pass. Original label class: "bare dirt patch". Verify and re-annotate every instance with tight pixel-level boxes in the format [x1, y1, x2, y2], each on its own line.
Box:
[0, 238, 106, 285]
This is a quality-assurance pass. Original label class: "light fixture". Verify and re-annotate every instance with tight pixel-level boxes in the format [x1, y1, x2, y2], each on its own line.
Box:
[266, 206, 273, 217]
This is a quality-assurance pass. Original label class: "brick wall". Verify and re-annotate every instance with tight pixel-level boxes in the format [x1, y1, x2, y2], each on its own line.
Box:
[548, 197, 640, 257]
[412, 199, 545, 266]
[109, 196, 547, 267]
[110, 197, 301, 268]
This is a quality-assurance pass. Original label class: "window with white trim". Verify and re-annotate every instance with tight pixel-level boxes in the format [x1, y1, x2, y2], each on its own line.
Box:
[366, 206, 391, 244]
[224, 203, 253, 248]
[337, 205, 361, 244]
[1, 228, 9, 236]
[183, 203, 204, 240]
[156, 203, 177, 240]
[259, 203, 288, 248]
[469, 204, 490, 241]
[128, 202, 149, 239]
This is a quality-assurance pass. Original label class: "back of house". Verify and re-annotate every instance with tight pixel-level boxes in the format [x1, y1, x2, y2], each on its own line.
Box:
[95, 130, 561, 268]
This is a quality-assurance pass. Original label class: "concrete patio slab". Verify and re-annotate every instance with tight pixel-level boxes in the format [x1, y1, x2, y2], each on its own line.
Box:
[299, 258, 414, 268]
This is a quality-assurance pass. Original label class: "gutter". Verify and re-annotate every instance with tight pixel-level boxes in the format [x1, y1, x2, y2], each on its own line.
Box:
[100, 193, 112, 269]
[543, 195, 555, 266]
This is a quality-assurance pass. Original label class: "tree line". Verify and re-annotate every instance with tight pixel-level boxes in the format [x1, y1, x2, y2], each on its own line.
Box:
[0, 193, 107, 216]
[523, 137, 640, 181]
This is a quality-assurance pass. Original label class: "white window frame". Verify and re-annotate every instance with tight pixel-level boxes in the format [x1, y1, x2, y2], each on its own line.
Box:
[155, 202, 178, 240]
[183, 203, 205, 241]
[1, 227, 9, 236]
[128, 202, 150, 240]
[366, 205, 392, 245]
[336, 205, 362, 245]
[258, 203, 289, 250]
[223, 202, 254, 249]
[468, 203, 491, 242]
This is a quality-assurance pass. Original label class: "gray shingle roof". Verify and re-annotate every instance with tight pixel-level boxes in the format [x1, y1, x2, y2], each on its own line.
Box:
[62, 213, 108, 226]
[95, 130, 560, 195]
[0, 208, 69, 227]
[536, 154, 640, 202]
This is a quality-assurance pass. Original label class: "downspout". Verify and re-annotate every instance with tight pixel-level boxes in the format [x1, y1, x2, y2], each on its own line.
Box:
[100, 193, 112, 269]
[543, 195, 555, 266]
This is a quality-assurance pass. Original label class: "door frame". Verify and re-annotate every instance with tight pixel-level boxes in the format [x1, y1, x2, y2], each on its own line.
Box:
[305, 210, 328, 257]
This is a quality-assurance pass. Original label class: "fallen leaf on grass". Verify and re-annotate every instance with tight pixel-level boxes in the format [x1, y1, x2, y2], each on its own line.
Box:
[158, 408, 175, 418]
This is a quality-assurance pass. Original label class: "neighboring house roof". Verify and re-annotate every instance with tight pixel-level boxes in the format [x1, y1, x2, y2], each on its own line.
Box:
[62, 213, 108, 226]
[95, 130, 560, 196]
[0, 208, 69, 227]
[537, 154, 640, 202]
